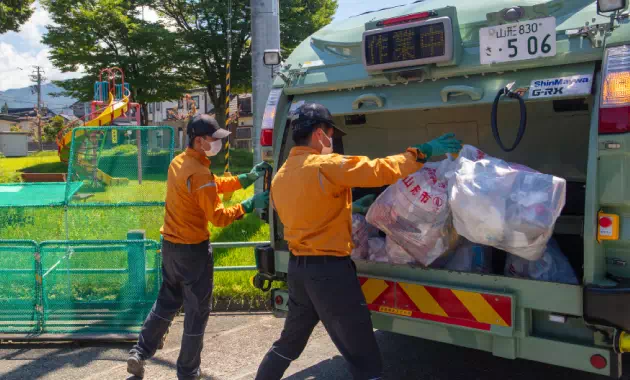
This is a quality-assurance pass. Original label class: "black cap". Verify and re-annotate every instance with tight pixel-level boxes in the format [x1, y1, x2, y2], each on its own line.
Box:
[290, 102, 346, 136]
[186, 114, 231, 140]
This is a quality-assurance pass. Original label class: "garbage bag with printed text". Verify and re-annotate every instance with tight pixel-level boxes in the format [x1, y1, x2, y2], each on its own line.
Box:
[367, 161, 458, 266]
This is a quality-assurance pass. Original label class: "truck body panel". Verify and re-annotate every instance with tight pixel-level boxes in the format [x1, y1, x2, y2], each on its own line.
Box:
[260, 1, 630, 377]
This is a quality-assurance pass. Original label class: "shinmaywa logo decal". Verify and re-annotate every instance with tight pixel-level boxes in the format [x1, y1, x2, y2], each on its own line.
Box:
[529, 74, 593, 98]
[533, 77, 590, 88]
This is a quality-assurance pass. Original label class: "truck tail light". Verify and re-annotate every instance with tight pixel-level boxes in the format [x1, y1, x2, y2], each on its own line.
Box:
[275, 295, 284, 305]
[261, 129, 273, 147]
[378, 11, 436, 27]
[599, 45, 630, 134]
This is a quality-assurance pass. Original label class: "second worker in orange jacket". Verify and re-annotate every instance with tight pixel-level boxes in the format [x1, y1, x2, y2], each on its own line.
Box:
[128, 114, 270, 380]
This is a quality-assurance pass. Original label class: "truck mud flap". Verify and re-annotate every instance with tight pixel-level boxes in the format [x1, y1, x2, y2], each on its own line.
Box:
[359, 276, 514, 336]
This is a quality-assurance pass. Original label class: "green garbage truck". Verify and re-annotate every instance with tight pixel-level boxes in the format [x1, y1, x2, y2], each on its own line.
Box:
[253, 0, 630, 376]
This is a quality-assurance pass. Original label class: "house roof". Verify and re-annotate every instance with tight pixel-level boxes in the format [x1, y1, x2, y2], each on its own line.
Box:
[7, 107, 57, 118]
[0, 114, 20, 122]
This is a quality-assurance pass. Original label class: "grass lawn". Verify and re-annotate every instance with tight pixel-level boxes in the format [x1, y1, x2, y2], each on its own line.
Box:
[0, 149, 275, 307]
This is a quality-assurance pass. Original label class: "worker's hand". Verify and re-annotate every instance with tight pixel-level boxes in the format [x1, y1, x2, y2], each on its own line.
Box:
[352, 194, 376, 215]
[414, 133, 462, 160]
[238, 162, 272, 188]
[251, 161, 272, 178]
[241, 191, 270, 213]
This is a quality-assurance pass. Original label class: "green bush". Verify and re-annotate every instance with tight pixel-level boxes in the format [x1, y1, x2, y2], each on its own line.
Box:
[101, 144, 138, 157]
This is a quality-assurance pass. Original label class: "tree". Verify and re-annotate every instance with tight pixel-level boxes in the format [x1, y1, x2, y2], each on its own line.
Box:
[42, 115, 64, 142]
[150, 0, 337, 127]
[41, 0, 193, 125]
[1, 102, 8, 114]
[9, 124, 22, 132]
[0, 0, 35, 34]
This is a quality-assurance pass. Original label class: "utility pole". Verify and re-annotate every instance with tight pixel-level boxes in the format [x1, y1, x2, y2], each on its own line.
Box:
[30, 66, 45, 151]
[251, 0, 280, 195]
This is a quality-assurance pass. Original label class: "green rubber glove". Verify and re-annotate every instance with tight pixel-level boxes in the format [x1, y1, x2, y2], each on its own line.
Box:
[238, 162, 272, 188]
[414, 133, 462, 160]
[241, 191, 270, 213]
[352, 194, 376, 215]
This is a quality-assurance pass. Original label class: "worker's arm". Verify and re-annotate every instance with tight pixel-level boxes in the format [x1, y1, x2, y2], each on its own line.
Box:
[319, 133, 462, 189]
[213, 174, 243, 194]
[319, 148, 426, 189]
[191, 173, 245, 227]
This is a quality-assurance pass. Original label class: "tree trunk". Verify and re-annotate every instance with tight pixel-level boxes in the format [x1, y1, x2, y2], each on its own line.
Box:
[140, 103, 148, 126]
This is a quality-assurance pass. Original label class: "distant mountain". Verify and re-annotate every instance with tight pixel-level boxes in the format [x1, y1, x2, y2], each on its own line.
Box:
[0, 83, 78, 112]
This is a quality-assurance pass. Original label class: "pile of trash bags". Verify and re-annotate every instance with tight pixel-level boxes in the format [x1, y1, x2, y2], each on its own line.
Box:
[352, 145, 577, 284]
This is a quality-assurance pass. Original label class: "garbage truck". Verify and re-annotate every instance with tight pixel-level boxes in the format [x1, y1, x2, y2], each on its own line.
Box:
[252, 0, 630, 376]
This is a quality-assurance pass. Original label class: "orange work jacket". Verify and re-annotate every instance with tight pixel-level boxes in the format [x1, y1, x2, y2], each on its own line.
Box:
[271, 146, 425, 257]
[160, 148, 244, 244]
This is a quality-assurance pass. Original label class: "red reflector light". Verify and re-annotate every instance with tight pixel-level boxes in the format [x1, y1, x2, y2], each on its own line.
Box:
[275, 295, 284, 305]
[590, 354, 607, 370]
[261, 129, 274, 147]
[599, 106, 630, 134]
[379, 11, 436, 27]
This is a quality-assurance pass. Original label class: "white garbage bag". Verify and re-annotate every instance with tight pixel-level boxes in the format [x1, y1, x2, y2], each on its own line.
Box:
[351, 214, 378, 260]
[448, 145, 566, 261]
[505, 238, 579, 284]
[442, 239, 493, 273]
[366, 162, 458, 266]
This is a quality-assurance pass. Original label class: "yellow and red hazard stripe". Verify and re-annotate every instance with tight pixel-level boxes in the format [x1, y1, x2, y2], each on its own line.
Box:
[359, 277, 512, 331]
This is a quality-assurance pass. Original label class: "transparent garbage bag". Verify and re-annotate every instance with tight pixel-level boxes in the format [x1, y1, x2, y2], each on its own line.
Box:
[435, 239, 493, 273]
[385, 236, 416, 265]
[448, 145, 566, 261]
[351, 213, 378, 260]
[504, 238, 579, 285]
[368, 237, 389, 263]
[366, 161, 458, 266]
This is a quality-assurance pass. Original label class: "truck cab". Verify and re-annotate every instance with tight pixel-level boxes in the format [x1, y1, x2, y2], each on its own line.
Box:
[254, 1, 630, 376]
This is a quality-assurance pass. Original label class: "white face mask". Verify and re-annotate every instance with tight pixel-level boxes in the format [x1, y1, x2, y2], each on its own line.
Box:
[319, 132, 333, 155]
[205, 139, 223, 157]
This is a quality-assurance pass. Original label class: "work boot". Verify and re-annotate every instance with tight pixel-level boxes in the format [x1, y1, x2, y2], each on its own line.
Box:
[127, 352, 145, 378]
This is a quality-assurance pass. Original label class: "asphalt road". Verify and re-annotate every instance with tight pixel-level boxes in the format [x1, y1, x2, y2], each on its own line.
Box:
[0, 312, 625, 380]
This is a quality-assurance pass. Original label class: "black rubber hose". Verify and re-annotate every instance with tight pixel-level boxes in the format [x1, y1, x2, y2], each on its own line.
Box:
[491, 87, 527, 152]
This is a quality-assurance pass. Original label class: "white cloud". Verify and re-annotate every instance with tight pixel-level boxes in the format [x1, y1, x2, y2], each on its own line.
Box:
[0, 43, 83, 91]
[0, 1, 82, 91]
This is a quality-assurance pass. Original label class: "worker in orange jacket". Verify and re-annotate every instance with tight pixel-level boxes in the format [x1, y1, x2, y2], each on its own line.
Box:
[127, 114, 270, 380]
[255, 103, 461, 380]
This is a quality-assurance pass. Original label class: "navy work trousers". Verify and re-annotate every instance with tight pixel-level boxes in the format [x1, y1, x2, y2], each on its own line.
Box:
[130, 239, 213, 379]
[255, 254, 383, 380]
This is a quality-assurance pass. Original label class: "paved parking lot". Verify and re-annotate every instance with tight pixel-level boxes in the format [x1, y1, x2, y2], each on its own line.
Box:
[0, 312, 625, 379]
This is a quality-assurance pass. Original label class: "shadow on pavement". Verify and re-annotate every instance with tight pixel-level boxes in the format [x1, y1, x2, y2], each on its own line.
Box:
[0, 341, 130, 380]
[284, 356, 349, 380]
[281, 330, 620, 380]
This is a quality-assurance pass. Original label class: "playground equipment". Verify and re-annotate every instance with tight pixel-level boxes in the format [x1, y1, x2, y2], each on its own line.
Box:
[56, 68, 141, 189]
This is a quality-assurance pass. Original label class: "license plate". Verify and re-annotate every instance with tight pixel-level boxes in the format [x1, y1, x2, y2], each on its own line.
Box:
[479, 17, 556, 65]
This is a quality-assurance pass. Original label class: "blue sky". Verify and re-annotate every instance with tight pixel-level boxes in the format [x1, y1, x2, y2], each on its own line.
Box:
[0, 0, 409, 91]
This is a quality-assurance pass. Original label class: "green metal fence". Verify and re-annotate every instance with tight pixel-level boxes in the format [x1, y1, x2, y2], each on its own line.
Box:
[0, 240, 40, 334]
[0, 126, 268, 339]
